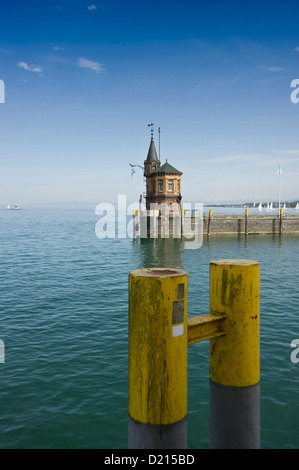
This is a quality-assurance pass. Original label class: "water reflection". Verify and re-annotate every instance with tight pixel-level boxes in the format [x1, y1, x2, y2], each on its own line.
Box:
[133, 237, 184, 269]
[132, 232, 290, 278]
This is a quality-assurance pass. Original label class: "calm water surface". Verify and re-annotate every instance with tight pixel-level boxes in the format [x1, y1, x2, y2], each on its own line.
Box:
[0, 206, 299, 449]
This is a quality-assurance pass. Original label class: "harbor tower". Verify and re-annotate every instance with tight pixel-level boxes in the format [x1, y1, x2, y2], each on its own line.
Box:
[144, 134, 183, 211]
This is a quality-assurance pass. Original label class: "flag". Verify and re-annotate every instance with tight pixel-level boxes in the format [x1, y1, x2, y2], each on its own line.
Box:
[131, 168, 136, 178]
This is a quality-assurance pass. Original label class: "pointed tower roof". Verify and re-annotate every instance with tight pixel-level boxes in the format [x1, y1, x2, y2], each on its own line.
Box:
[145, 137, 159, 164]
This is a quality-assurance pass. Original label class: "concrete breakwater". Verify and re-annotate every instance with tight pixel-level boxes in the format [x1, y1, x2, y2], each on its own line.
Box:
[135, 213, 299, 237]
[202, 213, 299, 235]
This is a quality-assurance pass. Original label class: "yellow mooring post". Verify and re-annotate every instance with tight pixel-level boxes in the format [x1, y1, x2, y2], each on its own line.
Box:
[128, 268, 188, 449]
[207, 209, 212, 236]
[209, 259, 260, 449]
[280, 208, 283, 235]
[245, 208, 249, 235]
[132, 210, 136, 239]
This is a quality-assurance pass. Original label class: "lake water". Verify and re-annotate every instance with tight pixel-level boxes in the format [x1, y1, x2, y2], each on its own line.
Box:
[0, 205, 299, 449]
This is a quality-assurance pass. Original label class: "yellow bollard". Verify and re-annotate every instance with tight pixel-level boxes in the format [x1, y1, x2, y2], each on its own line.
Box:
[133, 210, 136, 239]
[128, 268, 188, 449]
[207, 209, 212, 236]
[181, 209, 184, 237]
[209, 259, 260, 448]
[245, 209, 249, 236]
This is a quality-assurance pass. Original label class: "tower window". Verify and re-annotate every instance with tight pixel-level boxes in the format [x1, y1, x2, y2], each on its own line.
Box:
[168, 180, 174, 192]
[177, 181, 180, 193]
[158, 180, 163, 193]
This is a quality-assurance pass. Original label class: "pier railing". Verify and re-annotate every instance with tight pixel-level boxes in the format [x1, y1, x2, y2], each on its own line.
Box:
[128, 260, 260, 449]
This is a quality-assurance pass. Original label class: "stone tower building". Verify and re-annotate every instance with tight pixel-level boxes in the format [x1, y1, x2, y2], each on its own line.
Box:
[144, 135, 183, 211]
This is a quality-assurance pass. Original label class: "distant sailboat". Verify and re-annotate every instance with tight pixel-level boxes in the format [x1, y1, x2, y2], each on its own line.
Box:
[13, 205, 20, 210]
[283, 203, 286, 210]
[7, 204, 10, 210]
[270, 202, 273, 210]
[296, 203, 299, 210]
[258, 203, 262, 211]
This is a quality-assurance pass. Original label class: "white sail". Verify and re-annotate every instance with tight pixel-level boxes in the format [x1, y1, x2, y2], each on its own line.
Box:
[258, 203, 262, 211]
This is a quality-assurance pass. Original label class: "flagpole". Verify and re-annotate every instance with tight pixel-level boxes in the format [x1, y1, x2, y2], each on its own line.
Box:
[158, 127, 161, 162]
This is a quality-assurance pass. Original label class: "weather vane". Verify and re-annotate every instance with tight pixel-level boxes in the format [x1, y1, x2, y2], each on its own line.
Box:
[148, 122, 154, 139]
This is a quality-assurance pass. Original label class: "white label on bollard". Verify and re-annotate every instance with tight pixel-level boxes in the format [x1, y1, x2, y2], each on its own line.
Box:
[172, 324, 184, 338]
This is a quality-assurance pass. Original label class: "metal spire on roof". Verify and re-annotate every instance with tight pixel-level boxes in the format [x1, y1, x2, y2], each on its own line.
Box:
[148, 122, 154, 140]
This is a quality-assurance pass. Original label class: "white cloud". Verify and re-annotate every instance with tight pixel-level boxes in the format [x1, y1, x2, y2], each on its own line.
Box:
[77, 57, 104, 73]
[295, 47, 299, 52]
[53, 46, 65, 51]
[88, 4, 97, 10]
[17, 61, 43, 73]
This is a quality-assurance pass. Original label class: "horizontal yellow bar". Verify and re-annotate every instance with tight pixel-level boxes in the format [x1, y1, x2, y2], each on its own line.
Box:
[187, 314, 226, 345]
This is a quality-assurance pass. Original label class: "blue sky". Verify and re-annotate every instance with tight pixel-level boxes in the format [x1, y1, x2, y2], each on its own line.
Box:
[0, 0, 299, 204]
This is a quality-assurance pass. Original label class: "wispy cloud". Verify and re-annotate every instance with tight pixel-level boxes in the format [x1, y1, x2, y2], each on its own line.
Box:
[77, 57, 104, 73]
[257, 65, 284, 72]
[53, 46, 65, 51]
[206, 154, 266, 164]
[17, 61, 43, 73]
[294, 47, 299, 52]
[266, 67, 284, 72]
[88, 4, 97, 11]
[203, 152, 299, 172]
[272, 149, 299, 155]
[0, 48, 13, 55]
